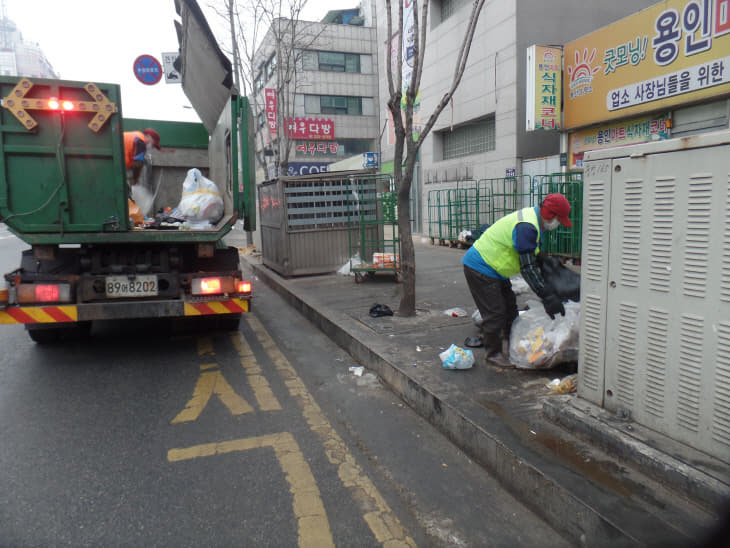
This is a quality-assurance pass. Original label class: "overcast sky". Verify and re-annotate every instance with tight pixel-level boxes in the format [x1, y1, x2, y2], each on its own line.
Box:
[6, 0, 333, 123]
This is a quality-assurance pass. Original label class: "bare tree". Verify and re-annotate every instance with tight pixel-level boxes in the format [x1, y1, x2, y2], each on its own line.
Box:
[211, 0, 323, 178]
[385, 0, 485, 317]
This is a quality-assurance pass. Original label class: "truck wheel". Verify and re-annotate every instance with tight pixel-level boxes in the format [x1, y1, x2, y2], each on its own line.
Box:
[26, 322, 92, 344]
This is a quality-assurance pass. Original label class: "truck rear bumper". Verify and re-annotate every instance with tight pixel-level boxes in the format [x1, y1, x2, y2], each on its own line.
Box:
[0, 298, 249, 324]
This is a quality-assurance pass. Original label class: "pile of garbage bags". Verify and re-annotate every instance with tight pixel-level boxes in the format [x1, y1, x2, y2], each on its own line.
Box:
[129, 168, 224, 230]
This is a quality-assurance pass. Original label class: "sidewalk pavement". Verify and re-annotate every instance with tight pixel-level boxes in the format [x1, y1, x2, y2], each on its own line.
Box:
[227, 231, 729, 547]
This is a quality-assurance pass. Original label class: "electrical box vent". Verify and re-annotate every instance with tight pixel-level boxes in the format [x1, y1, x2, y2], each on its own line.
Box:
[677, 314, 704, 433]
[650, 178, 675, 293]
[580, 294, 603, 392]
[584, 179, 607, 282]
[682, 176, 712, 299]
[616, 302, 639, 408]
[720, 178, 730, 302]
[713, 322, 730, 448]
[645, 308, 669, 419]
[621, 180, 642, 287]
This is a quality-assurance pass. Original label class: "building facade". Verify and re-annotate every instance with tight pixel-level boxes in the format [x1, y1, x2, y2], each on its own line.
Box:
[0, 17, 57, 79]
[250, 4, 380, 180]
[375, 0, 659, 234]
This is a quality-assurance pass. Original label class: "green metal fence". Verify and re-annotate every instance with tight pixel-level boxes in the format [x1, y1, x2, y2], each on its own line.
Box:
[426, 173, 583, 259]
[477, 176, 533, 224]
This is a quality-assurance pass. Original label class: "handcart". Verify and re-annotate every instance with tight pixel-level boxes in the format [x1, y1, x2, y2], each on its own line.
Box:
[346, 174, 401, 283]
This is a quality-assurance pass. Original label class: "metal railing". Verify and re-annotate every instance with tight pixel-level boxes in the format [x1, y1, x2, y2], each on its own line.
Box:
[426, 173, 583, 259]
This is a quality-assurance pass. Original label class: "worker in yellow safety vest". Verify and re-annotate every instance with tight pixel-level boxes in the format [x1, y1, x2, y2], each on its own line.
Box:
[462, 193, 572, 366]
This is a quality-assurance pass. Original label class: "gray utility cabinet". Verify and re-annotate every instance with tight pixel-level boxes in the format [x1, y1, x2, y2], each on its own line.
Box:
[580, 130, 730, 464]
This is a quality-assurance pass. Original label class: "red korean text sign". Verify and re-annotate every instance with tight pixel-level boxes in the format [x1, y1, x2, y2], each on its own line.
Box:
[265, 89, 277, 134]
[287, 118, 334, 140]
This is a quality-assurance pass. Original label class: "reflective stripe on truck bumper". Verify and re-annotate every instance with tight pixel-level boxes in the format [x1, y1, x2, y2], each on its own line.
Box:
[184, 299, 249, 315]
[0, 297, 248, 324]
[0, 305, 78, 324]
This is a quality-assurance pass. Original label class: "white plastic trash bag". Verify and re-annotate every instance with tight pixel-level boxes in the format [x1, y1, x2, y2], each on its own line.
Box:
[439, 344, 474, 370]
[338, 253, 361, 276]
[509, 300, 580, 369]
[178, 168, 224, 224]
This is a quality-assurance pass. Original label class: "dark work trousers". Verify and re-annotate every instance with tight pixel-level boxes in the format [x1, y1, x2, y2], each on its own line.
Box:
[463, 264, 518, 350]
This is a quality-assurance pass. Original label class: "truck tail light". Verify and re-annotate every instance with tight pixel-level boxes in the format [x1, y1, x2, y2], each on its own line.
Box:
[17, 283, 71, 303]
[237, 281, 252, 295]
[200, 278, 221, 294]
[191, 276, 239, 296]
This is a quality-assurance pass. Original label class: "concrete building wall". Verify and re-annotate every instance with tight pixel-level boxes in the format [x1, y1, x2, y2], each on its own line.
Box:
[375, 0, 658, 234]
[251, 16, 380, 178]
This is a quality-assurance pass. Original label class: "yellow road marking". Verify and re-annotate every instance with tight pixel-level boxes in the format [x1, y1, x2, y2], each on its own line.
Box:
[171, 364, 254, 423]
[231, 332, 282, 412]
[245, 314, 416, 547]
[168, 432, 334, 548]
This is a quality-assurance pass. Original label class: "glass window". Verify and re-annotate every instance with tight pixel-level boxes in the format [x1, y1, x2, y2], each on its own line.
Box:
[344, 53, 360, 73]
[441, 0, 467, 22]
[265, 54, 276, 80]
[319, 51, 345, 72]
[305, 95, 367, 115]
[301, 50, 317, 71]
[442, 118, 495, 160]
[316, 51, 361, 73]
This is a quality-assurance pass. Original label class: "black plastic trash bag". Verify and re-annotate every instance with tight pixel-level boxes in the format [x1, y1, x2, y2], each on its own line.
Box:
[538, 254, 580, 302]
[369, 303, 394, 317]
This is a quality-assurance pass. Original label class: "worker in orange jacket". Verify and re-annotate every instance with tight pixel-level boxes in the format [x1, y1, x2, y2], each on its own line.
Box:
[123, 128, 161, 185]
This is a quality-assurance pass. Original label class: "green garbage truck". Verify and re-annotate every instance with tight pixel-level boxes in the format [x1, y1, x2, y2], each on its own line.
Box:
[0, 0, 256, 342]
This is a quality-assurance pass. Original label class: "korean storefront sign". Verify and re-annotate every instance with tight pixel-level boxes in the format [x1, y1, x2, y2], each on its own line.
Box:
[296, 141, 340, 156]
[265, 88, 277, 134]
[564, 0, 730, 129]
[568, 113, 671, 168]
[526, 45, 563, 130]
[287, 118, 334, 140]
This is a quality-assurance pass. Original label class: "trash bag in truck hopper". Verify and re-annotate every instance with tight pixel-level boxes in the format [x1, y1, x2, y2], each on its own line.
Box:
[177, 168, 224, 225]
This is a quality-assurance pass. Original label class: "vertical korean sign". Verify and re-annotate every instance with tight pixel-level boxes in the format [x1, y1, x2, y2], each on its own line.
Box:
[526, 46, 563, 130]
[265, 88, 277, 135]
[564, 0, 730, 129]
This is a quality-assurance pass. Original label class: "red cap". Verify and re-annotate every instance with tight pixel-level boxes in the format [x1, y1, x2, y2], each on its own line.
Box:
[541, 193, 572, 228]
[143, 128, 161, 150]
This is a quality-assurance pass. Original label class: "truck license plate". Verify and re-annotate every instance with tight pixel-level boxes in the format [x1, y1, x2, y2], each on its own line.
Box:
[105, 275, 158, 298]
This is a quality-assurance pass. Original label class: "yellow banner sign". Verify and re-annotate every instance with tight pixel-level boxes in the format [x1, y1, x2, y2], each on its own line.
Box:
[526, 46, 563, 130]
[564, 0, 730, 129]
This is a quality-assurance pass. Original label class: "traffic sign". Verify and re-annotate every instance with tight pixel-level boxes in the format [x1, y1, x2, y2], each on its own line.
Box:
[133, 55, 163, 86]
[363, 152, 380, 168]
[161, 52, 181, 84]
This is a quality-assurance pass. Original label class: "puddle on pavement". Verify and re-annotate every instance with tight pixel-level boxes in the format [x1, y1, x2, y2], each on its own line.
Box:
[479, 398, 636, 499]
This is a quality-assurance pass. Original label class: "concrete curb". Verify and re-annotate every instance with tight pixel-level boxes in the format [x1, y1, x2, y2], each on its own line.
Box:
[244, 255, 645, 547]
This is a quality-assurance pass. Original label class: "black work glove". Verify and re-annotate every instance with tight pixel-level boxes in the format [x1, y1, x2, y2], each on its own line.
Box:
[542, 294, 565, 320]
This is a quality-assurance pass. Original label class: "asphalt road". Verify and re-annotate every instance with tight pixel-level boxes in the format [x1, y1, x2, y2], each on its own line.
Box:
[0, 229, 570, 547]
